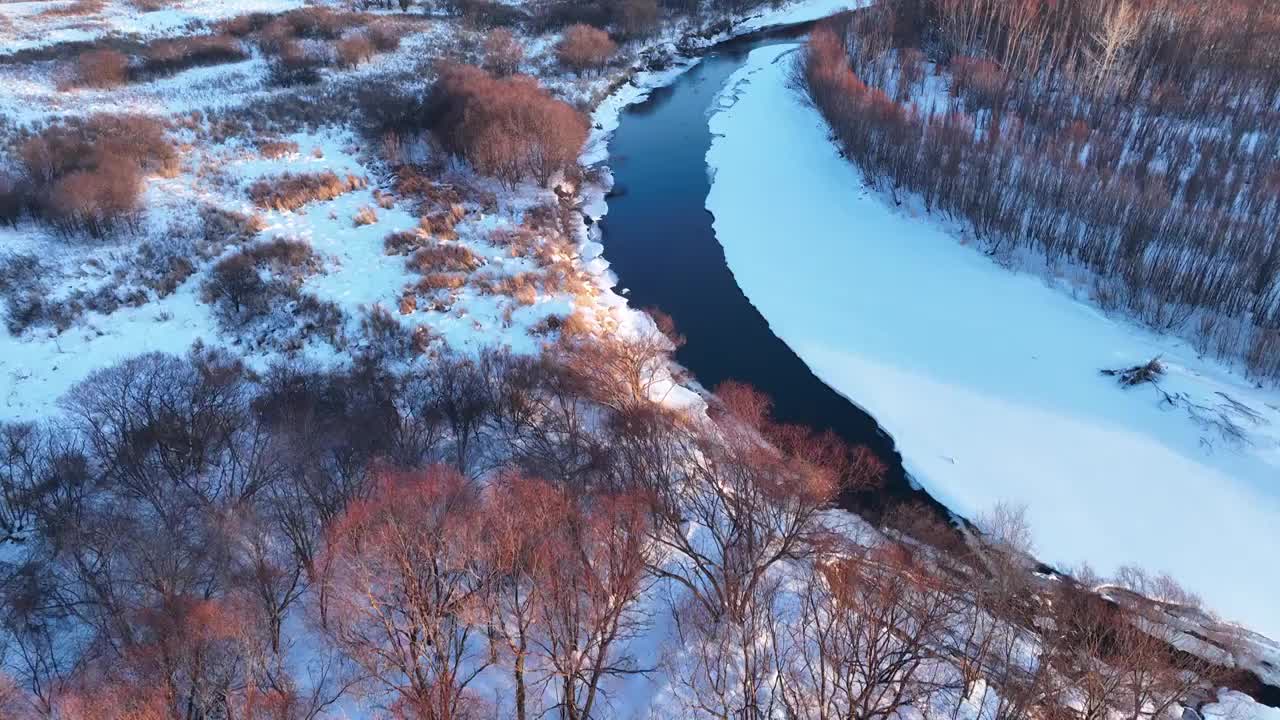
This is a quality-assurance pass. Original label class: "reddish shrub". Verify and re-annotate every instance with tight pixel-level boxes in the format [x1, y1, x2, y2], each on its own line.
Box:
[71, 48, 129, 88]
[46, 156, 144, 237]
[482, 28, 523, 75]
[140, 34, 247, 77]
[366, 23, 402, 52]
[555, 24, 615, 75]
[336, 34, 376, 67]
[428, 64, 589, 186]
[15, 115, 172, 237]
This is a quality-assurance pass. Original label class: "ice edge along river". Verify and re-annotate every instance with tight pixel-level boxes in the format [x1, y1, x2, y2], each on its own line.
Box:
[705, 43, 1280, 640]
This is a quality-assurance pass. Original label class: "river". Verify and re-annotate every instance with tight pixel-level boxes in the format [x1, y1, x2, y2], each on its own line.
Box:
[596, 31, 945, 519]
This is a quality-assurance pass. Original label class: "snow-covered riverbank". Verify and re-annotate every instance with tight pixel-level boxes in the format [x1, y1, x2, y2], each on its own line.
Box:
[705, 44, 1280, 639]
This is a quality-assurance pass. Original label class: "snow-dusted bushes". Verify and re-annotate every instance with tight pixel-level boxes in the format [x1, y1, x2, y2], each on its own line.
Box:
[351, 205, 378, 226]
[202, 237, 321, 327]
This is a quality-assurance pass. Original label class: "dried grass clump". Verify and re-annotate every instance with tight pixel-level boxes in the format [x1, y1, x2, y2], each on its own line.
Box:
[1101, 357, 1166, 387]
[475, 271, 541, 305]
[416, 272, 467, 294]
[39, 0, 104, 18]
[243, 236, 320, 276]
[199, 206, 266, 258]
[406, 244, 483, 274]
[217, 12, 275, 38]
[353, 206, 378, 227]
[489, 227, 538, 257]
[256, 138, 300, 159]
[384, 230, 423, 255]
[248, 171, 366, 212]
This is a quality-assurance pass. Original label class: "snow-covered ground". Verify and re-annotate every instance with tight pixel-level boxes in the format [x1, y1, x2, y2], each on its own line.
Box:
[704, 44, 1280, 640]
[0, 0, 307, 53]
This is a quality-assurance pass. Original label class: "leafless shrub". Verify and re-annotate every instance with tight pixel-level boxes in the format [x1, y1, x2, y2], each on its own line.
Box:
[415, 272, 467, 294]
[352, 206, 378, 226]
[45, 156, 144, 237]
[555, 24, 615, 75]
[359, 304, 414, 360]
[482, 28, 523, 76]
[202, 238, 320, 326]
[427, 64, 589, 186]
[204, 251, 267, 321]
[614, 0, 659, 39]
[336, 34, 375, 68]
[0, 172, 29, 228]
[0, 253, 49, 334]
[268, 39, 328, 85]
[68, 49, 129, 89]
[366, 23, 402, 52]
[1100, 356, 1165, 387]
[138, 34, 247, 78]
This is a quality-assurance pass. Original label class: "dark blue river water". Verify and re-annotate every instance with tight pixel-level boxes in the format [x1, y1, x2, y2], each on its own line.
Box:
[597, 31, 940, 517]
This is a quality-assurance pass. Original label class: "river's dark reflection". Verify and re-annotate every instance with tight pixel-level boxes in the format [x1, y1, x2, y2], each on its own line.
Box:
[597, 34, 947, 518]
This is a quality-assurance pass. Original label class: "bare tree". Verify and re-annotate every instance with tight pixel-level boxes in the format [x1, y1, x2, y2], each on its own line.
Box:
[322, 467, 494, 720]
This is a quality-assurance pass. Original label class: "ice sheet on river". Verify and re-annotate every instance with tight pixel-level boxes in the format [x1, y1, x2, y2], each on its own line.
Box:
[705, 44, 1280, 639]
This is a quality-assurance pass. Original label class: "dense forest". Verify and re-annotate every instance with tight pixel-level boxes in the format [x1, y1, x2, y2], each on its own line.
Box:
[801, 0, 1280, 380]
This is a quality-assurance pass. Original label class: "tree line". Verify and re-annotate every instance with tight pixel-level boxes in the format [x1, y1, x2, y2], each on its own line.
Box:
[0, 325, 1233, 718]
[801, 0, 1280, 380]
